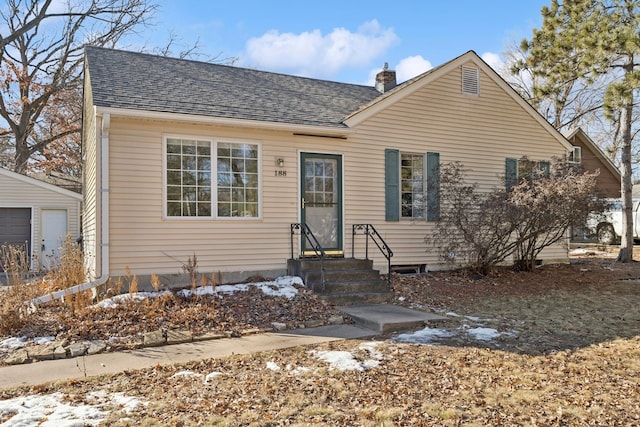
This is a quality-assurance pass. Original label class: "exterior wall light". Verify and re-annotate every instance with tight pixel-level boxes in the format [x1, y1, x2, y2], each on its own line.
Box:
[276, 157, 285, 168]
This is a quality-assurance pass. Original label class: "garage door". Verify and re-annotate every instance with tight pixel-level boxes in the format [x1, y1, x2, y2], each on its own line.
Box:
[0, 208, 31, 271]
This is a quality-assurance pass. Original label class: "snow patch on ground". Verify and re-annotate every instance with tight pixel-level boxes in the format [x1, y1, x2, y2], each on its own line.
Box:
[0, 336, 62, 351]
[394, 327, 456, 344]
[86, 391, 145, 415]
[204, 372, 223, 383]
[0, 336, 27, 350]
[310, 349, 381, 371]
[359, 342, 384, 360]
[179, 276, 303, 299]
[466, 327, 513, 341]
[287, 365, 311, 375]
[171, 370, 203, 379]
[394, 313, 517, 345]
[94, 291, 172, 309]
[92, 276, 304, 310]
[266, 361, 281, 371]
[0, 391, 144, 426]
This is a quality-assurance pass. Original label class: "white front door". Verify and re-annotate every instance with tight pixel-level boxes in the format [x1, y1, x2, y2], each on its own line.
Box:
[41, 209, 67, 269]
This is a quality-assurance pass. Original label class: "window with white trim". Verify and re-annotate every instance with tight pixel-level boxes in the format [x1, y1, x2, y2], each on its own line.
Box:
[166, 137, 259, 218]
[401, 153, 425, 218]
[385, 149, 440, 221]
[569, 146, 582, 164]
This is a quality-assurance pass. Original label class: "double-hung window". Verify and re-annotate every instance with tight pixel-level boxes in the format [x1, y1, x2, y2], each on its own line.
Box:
[505, 157, 550, 191]
[401, 153, 425, 218]
[385, 149, 440, 221]
[166, 137, 259, 218]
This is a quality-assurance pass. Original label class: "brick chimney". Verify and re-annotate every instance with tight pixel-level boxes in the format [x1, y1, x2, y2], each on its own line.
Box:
[375, 62, 396, 93]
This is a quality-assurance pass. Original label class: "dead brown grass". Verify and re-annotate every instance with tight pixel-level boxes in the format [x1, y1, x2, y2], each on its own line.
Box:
[40, 235, 85, 293]
[391, 257, 640, 354]
[3, 337, 640, 425]
[0, 282, 40, 335]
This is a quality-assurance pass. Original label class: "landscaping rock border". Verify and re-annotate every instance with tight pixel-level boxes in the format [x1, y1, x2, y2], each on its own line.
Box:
[1, 316, 345, 366]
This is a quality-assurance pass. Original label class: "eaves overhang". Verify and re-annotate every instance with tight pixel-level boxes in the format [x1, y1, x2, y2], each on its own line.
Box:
[94, 107, 353, 139]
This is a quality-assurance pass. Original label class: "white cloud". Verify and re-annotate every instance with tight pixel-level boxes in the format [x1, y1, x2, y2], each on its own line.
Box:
[481, 51, 504, 72]
[396, 55, 433, 82]
[243, 20, 399, 78]
[366, 55, 433, 86]
[481, 51, 522, 84]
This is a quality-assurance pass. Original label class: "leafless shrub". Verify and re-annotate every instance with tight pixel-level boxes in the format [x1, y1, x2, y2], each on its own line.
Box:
[429, 159, 604, 274]
[182, 253, 199, 290]
[429, 162, 518, 275]
[509, 158, 605, 271]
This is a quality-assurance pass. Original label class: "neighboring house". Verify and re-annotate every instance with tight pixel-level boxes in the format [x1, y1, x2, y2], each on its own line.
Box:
[82, 47, 573, 285]
[0, 167, 82, 271]
[563, 127, 621, 198]
[563, 128, 623, 243]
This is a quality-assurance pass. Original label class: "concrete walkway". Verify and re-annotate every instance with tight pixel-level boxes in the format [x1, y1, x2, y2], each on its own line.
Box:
[338, 304, 447, 334]
[0, 325, 375, 390]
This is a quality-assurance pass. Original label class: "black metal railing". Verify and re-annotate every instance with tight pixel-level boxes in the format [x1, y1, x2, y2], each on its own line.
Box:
[290, 223, 326, 289]
[352, 224, 394, 288]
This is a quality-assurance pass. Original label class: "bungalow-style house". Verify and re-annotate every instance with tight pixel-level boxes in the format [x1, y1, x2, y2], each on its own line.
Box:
[0, 167, 82, 272]
[82, 46, 573, 287]
[563, 127, 621, 199]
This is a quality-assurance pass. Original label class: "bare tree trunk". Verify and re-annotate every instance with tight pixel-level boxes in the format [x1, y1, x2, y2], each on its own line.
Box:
[13, 130, 30, 174]
[617, 98, 634, 262]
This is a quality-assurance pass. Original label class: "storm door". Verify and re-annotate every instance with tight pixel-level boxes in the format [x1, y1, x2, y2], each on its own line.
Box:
[300, 153, 343, 255]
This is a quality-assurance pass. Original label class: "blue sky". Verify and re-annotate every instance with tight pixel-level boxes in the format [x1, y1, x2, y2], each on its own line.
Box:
[133, 1, 549, 85]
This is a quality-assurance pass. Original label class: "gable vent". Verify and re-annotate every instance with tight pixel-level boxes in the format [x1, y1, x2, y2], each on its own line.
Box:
[462, 67, 479, 95]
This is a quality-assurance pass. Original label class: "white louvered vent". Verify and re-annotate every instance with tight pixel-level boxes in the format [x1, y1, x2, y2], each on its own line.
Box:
[462, 67, 479, 95]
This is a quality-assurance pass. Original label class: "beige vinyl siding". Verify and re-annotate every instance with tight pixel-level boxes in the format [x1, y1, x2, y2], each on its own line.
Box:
[107, 119, 304, 276]
[0, 172, 81, 269]
[103, 59, 569, 278]
[343, 61, 569, 269]
[82, 73, 99, 278]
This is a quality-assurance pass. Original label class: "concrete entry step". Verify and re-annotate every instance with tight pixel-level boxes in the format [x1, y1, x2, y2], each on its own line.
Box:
[337, 304, 447, 334]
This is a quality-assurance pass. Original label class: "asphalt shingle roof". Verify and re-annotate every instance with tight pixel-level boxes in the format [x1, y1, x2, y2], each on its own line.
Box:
[85, 46, 383, 128]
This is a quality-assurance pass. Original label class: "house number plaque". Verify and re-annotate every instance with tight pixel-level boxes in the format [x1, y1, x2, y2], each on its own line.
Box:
[274, 170, 287, 176]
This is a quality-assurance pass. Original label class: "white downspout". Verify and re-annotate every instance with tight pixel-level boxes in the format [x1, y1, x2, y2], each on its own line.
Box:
[100, 113, 110, 278]
[30, 113, 111, 305]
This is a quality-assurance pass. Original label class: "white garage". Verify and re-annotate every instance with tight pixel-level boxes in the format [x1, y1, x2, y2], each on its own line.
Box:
[0, 168, 82, 271]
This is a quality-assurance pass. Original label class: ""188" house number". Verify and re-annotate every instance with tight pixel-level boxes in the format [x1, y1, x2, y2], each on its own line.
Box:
[275, 170, 287, 176]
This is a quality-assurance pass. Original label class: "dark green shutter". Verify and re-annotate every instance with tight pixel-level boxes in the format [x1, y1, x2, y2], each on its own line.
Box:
[538, 160, 550, 178]
[426, 152, 440, 221]
[505, 158, 517, 191]
[385, 149, 400, 221]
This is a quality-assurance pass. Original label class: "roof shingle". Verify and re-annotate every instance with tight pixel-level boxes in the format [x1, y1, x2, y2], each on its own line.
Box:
[85, 46, 382, 128]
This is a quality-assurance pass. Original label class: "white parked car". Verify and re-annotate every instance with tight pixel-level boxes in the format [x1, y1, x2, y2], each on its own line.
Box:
[588, 199, 640, 245]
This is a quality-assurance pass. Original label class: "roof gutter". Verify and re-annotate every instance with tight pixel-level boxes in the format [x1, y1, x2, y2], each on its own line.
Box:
[95, 106, 352, 138]
[30, 113, 112, 305]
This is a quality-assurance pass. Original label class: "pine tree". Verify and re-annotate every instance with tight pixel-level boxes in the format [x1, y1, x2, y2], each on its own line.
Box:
[518, 0, 640, 262]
